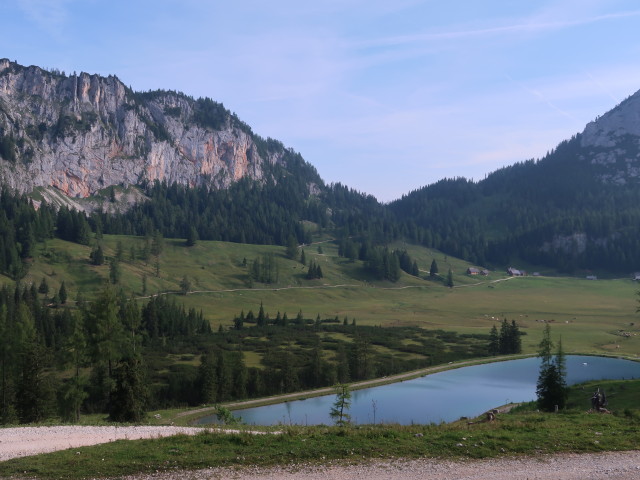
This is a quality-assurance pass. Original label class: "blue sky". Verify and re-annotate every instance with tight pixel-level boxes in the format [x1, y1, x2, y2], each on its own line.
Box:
[3, 1, 640, 201]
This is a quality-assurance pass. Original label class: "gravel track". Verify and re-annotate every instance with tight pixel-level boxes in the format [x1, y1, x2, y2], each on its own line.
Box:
[1, 427, 639, 479]
[127, 452, 640, 480]
[0, 426, 205, 461]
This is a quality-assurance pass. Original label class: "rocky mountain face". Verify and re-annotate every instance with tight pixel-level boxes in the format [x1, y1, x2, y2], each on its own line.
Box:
[580, 90, 640, 185]
[0, 59, 289, 203]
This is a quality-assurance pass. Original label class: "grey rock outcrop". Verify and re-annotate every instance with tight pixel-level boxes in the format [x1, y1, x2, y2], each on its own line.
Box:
[580, 90, 640, 185]
[0, 59, 285, 199]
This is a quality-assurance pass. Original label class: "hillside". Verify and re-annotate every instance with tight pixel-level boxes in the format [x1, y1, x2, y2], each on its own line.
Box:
[390, 90, 640, 273]
[4, 58, 640, 277]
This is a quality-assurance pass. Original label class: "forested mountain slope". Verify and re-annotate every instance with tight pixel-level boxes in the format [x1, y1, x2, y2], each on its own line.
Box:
[3, 58, 640, 274]
[391, 90, 640, 273]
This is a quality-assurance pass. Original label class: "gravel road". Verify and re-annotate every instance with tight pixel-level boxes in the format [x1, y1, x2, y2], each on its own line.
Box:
[1, 426, 639, 479]
[0, 425, 205, 461]
[128, 452, 640, 480]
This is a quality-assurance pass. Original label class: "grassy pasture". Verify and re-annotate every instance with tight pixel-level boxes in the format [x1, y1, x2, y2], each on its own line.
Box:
[11, 235, 640, 358]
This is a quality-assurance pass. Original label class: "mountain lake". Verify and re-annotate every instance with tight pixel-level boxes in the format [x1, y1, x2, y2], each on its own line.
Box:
[196, 355, 640, 426]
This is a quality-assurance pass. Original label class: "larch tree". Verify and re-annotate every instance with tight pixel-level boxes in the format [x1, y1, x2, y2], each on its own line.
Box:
[330, 384, 352, 426]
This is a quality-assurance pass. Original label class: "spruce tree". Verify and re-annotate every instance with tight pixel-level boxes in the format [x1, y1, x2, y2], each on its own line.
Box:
[58, 281, 67, 304]
[186, 226, 197, 247]
[38, 277, 49, 295]
[199, 352, 218, 404]
[257, 302, 266, 327]
[108, 355, 148, 422]
[429, 259, 439, 277]
[285, 235, 298, 260]
[109, 259, 121, 284]
[536, 324, 568, 411]
[446, 268, 454, 288]
[488, 324, 500, 356]
[90, 245, 105, 265]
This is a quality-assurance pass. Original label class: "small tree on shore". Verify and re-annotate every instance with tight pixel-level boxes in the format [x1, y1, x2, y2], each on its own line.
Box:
[536, 324, 568, 411]
[329, 384, 351, 426]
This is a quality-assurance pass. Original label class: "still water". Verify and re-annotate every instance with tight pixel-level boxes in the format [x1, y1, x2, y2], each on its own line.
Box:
[197, 356, 640, 426]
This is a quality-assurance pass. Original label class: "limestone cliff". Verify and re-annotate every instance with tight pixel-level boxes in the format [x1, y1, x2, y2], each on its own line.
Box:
[580, 90, 640, 185]
[0, 59, 290, 200]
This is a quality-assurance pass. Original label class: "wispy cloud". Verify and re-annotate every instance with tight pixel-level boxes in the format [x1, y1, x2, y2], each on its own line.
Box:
[505, 74, 577, 122]
[353, 9, 640, 49]
[586, 72, 621, 104]
[17, 0, 74, 41]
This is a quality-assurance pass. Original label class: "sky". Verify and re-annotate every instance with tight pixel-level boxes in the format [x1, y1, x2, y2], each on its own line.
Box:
[2, 1, 640, 202]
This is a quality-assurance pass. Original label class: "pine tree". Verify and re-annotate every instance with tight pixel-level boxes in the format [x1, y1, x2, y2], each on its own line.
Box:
[199, 352, 218, 404]
[115, 241, 124, 261]
[151, 230, 164, 257]
[509, 320, 522, 354]
[38, 277, 49, 295]
[536, 324, 568, 411]
[285, 235, 298, 260]
[186, 226, 198, 247]
[180, 275, 191, 295]
[108, 354, 148, 422]
[446, 268, 454, 288]
[16, 337, 54, 423]
[300, 249, 306, 266]
[257, 302, 266, 327]
[411, 260, 419, 277]
[109, 259, 121, 284]
[488, 324, 500, 356]
[429, 259, 439, 277]
[58, 313, 88, 422]
[90, 245, 105, 265]
[58, 281, 67, 304]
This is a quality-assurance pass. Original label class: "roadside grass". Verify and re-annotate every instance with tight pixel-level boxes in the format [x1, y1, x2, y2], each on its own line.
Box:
[2, 405, 638, 480]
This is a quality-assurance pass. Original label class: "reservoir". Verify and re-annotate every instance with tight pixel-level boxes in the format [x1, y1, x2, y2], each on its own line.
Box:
[197, 355, 640, 426]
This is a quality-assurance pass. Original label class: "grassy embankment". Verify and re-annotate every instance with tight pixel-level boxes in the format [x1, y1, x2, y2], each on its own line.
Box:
[1, 380, 638, 480]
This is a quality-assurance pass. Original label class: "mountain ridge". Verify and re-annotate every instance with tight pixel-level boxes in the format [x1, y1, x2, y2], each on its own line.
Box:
[0, 58, 320, 205]
[4, 58, 640, 273]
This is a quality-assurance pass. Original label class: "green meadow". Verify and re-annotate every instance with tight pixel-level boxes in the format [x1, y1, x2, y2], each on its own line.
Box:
[9, 233, 640, 358]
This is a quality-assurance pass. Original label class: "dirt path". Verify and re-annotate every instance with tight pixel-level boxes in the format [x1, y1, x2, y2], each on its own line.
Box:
[0, 426, 205, 461]
[0, 425, 282, 462]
